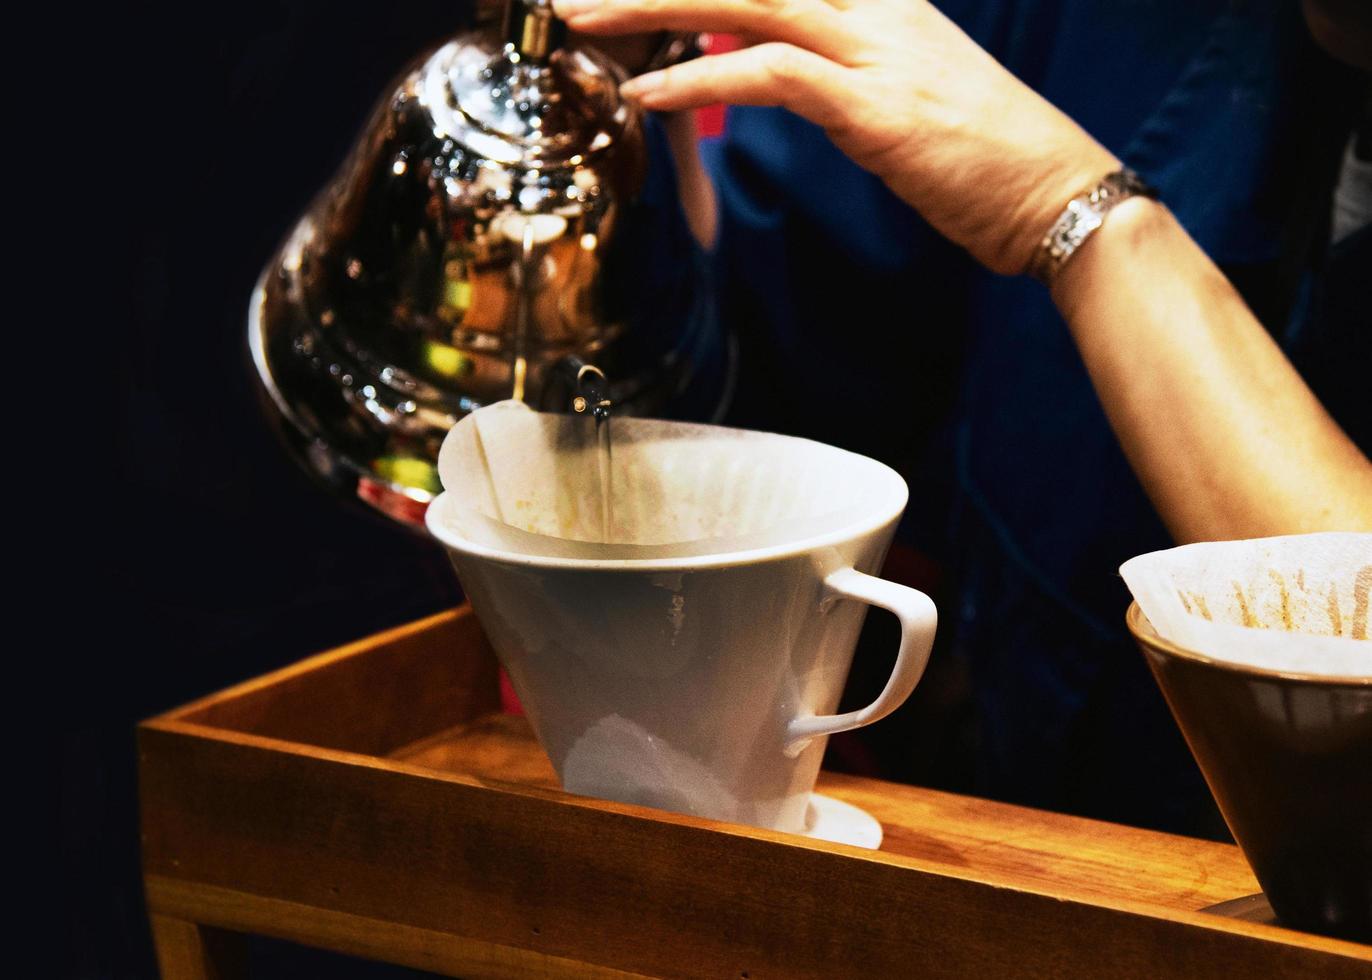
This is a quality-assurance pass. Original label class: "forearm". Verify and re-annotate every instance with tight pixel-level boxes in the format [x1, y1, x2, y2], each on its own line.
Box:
[1053, 197, 1372, 542]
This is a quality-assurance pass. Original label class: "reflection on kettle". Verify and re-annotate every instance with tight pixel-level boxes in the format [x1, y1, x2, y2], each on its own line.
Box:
[249, 0, 733, 527]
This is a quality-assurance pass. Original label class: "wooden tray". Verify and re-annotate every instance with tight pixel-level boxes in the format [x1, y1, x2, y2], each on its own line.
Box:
[139, 608, 1372, 979]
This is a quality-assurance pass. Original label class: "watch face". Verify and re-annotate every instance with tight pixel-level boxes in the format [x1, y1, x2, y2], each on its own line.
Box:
[1036, 170, 1154, 281]
[1049, 200, 1104, 258]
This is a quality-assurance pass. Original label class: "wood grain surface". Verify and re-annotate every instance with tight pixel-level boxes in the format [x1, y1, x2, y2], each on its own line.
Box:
[392, 713, 1261, 913]
[169, 609, 500, 755]
[147, 915, 245, 980]
[141, 607, 1372, 978]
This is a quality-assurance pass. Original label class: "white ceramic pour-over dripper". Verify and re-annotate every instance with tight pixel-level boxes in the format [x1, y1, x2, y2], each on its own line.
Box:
[426, 402, 938, 846]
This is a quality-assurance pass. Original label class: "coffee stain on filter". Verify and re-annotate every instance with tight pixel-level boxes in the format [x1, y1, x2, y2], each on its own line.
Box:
[1353, 564, 1370, 641]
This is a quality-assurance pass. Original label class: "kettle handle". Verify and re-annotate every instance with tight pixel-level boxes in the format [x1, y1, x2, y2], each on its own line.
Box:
[783, 567, 938, 757]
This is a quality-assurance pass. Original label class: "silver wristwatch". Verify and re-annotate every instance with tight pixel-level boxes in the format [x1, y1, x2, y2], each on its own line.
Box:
[1030, 168, 1158, 285]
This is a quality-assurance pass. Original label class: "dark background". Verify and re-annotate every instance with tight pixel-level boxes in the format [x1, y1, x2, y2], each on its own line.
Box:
[92, 4, 475, 976]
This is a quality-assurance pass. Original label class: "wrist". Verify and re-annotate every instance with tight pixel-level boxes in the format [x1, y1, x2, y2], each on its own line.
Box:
[1002, 146, 1121, 275]
[1029, 168, 1158, 285]
[1050, 195, 1170, 320]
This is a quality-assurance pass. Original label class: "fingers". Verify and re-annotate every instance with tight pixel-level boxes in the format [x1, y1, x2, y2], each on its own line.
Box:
[619, 42, 853, 131]
[554, 0, 859, 65]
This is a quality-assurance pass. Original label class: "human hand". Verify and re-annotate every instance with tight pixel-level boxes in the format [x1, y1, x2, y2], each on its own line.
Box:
[552, 0, 1120, 275]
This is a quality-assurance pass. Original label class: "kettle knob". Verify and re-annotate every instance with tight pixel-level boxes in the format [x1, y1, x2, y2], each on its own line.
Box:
[505, 0, 566, 60]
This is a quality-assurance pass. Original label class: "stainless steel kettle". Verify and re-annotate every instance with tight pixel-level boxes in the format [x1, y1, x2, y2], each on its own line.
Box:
[250, 0, 730, 526]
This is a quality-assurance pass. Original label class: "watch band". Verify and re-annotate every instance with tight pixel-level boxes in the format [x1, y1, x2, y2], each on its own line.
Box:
[1030, 168, 1158, 286]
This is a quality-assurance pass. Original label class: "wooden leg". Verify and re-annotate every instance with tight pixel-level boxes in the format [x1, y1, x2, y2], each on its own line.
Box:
[149, 915, 247, 980]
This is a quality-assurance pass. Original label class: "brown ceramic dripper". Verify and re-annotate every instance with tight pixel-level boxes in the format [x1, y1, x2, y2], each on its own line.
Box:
[1122, 534, 1371, 941]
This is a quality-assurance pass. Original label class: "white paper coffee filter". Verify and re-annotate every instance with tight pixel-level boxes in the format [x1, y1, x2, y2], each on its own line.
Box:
[439, 504, 875, 561]
[433, 400, 892, 558]
[1120, 533, 1372, 677]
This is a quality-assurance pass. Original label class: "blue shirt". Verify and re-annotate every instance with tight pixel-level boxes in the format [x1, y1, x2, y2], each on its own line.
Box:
[690, 0, 1365, 833]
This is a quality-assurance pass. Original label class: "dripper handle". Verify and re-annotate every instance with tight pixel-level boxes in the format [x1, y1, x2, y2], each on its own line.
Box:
[783, 567, 938, 756]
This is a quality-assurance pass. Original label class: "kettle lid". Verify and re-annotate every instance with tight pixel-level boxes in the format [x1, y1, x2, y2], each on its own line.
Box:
[421, 0, 632, 175]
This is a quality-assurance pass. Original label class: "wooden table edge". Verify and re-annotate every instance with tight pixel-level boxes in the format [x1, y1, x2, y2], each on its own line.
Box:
[137, 716, 1371, 963]
[144, 874, 651, 980]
